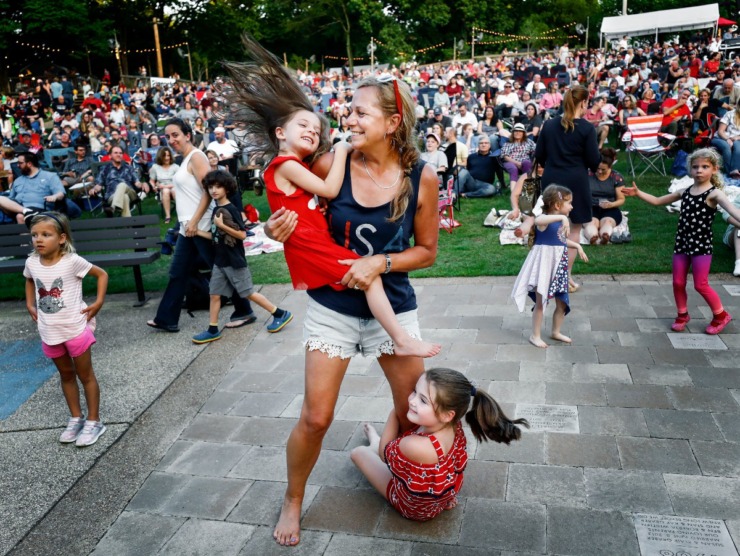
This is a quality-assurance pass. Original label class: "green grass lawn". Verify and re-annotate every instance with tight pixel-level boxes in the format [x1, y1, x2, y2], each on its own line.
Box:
[2, 158, 736, 302]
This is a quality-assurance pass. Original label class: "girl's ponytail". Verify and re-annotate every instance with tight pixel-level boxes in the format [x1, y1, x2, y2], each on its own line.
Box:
[465, 390, 529, 444]
[425, 368, 529, 445]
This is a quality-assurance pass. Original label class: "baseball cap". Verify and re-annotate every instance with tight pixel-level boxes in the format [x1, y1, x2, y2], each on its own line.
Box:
[19, 129, 31, 136]
[425, 132, 441, 144]
[214, 126, 226, 133]
[433, 107, 443, 115]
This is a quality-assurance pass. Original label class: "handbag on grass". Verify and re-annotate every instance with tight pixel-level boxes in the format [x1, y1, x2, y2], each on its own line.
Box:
[519, 161, 541, 215]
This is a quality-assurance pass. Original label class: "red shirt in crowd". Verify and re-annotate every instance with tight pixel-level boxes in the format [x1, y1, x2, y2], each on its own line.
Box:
[661, 98, 691, 128]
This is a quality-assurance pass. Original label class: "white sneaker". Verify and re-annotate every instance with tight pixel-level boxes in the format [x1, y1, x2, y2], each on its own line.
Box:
[75, 420, 106, 447]
[734, 260, 740, 277]
[59, 416, 85, 443]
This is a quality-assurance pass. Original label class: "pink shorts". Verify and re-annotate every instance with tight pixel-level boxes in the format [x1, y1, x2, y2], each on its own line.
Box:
[42, 327, 96, 359]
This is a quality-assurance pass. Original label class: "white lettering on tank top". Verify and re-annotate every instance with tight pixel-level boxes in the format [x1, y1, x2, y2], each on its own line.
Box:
[355, 223, 377, 256]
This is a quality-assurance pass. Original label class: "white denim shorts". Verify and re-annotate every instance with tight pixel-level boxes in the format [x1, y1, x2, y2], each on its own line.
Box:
[303, 297, 421, 359]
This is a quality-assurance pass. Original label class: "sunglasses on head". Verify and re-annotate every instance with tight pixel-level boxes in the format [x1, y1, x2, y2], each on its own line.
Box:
[377, 75, 403, 118]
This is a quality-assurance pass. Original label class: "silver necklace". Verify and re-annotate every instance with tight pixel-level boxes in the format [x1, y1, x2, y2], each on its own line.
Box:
[362, 155, 401, 190]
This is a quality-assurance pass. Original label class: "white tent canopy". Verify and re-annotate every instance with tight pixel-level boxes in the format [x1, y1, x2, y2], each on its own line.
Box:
[601, 4, 719, 43]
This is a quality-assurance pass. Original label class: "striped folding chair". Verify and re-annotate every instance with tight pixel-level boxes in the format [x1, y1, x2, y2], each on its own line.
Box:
[622, 114, 676, 177]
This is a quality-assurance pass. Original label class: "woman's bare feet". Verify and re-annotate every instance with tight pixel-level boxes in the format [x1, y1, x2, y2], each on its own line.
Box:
[529, 335, 548, 348]
[514, 226, 524, 238]
[601, 232, 611, 244]
[444, 496, 459, 510]
[589, 234, 598, 245]
[394, 337, 442, 358]
[274, 496, 302, 546]
[551, 332, 572, 344]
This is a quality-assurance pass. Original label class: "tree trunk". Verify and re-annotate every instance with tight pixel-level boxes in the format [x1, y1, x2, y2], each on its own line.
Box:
[339, 4, 353, 72]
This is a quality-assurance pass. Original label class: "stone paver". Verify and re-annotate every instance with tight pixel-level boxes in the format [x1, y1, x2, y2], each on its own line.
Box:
[584, 469, 673, 513]
[546, 506, 640, 556]
[664, 474, 740, 519]
[8, 276, 740, 556]
[617, 437, 700, 474]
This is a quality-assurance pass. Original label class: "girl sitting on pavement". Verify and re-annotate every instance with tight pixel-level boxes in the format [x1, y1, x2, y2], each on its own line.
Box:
[511, 185, 589, 348]
[350, 367, 528, 521]
[24, 212, 109, 447]
[623, 148, 740, 335]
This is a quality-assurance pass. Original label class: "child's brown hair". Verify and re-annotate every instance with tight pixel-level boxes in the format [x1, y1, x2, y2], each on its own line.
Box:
[203, 170, 237, 195]
[426, 368, 529, 444]
[540, 184, 573, 215]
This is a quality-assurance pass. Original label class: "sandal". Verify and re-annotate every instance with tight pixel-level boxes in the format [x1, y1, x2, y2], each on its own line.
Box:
[164, 217, 171, 224]
[146, 320, 180, 333]
[568, 282, 580, 294]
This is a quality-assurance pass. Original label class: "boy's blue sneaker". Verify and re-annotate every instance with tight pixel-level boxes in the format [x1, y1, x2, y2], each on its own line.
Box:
[192, 329, 222, 344]
[267, 311, 293, 333]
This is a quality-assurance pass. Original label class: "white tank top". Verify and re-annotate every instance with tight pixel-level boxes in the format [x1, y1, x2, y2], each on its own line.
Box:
[174, 149, 212, 235]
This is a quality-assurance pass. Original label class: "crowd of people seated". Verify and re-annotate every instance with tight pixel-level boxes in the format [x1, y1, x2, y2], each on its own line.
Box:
[4, 29, 740, 227]
[0, 77, 242, 224]
[309, 30, 740, 200]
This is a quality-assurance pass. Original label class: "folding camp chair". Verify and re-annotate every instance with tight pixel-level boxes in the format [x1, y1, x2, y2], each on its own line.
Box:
[622, 115, 676, 177]
[41, 147, 72, 174]
[438, 174, 458, 233]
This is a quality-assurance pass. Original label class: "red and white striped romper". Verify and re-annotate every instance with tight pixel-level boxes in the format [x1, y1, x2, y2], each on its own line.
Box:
[384, 422, 468, 521]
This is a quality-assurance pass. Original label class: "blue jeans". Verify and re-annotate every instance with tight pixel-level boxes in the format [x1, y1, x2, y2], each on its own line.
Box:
[43, 199, 81, 220]
[154, 234, 253, 327]
[710, 137, 740, 173]
[455, 168, 497, 198]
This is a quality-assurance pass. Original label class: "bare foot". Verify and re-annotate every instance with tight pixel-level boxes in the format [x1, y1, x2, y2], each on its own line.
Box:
[529, 335, 548, 348]
[589, 234, 598, 245]
[444, 496, 459, 510]
[363, 422, 380, 444]
[551, 332, 572, 344]
[274, 496, 302, 546]
[514, 227, 524, 238]
[394, 337, 442, 358]
[601, 232, 611, 244]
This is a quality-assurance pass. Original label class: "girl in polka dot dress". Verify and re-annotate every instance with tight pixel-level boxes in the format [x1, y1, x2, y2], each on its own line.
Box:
[511, 185, 589, 348]
[624, 148, 740, 334]
[350, 368, 528, 522]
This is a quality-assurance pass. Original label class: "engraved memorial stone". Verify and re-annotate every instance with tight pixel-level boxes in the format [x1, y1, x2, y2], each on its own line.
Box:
[515, 404, 579, 433]
[633, 513, 737, 556]
[723, 285, 740, 296]
[667, 333, 727, 351]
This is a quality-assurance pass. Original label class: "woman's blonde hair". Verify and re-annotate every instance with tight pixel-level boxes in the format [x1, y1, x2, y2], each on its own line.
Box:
[356, 76, 420, 222]
[687, 148, 723, 189]
[561, 85, 589, 132]
[29, 212, 76, 255]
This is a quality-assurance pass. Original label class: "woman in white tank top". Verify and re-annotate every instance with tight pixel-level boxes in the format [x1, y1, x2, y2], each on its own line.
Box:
[147, 118, 253, 332]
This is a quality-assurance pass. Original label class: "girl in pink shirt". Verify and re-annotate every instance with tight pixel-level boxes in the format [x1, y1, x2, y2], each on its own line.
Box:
[24, 212, 109, 447]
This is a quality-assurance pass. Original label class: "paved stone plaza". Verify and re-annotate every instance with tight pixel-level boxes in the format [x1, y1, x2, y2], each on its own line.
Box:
[3, 276, 740, 555]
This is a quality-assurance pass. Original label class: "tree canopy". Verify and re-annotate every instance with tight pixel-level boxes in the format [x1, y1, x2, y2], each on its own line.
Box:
[0, 0, 728, 89]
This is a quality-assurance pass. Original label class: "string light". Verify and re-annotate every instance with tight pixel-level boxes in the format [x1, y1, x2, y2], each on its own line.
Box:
[414, 42, 445, 54]
[16, 42, 67, 53]
[119, 42, 188, 54]
[324, 55, 366, 61]
[473, 34, 578, 46]
[473, 22, 578, 41]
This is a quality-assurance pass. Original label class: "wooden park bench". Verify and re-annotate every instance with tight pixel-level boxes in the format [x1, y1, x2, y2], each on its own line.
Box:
[0, 214, 161, 306]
